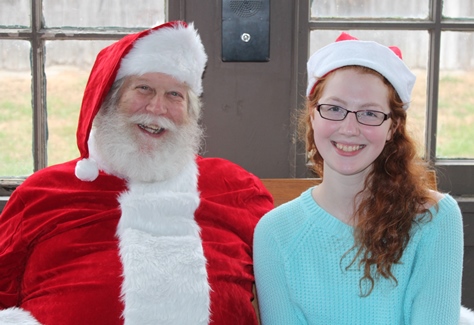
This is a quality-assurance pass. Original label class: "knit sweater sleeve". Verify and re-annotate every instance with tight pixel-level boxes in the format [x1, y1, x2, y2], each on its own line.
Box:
[403, 194, 464, 324]
[254, 199, 306, 325]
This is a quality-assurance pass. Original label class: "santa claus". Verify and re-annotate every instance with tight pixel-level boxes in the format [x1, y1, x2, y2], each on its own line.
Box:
[0, 21, 273, 324]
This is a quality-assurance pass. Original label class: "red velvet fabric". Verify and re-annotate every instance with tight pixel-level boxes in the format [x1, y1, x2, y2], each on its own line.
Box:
[0, 156, 273, 324]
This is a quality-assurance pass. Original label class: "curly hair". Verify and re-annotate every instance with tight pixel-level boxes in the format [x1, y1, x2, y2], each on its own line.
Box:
[298, 65, 437, 296]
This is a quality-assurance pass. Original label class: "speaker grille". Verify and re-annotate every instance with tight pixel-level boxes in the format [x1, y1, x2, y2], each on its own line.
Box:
[230, 0, 263, 18]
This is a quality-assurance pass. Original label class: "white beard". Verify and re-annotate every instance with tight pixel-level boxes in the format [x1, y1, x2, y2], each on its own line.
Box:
[88, 108, 202, 183]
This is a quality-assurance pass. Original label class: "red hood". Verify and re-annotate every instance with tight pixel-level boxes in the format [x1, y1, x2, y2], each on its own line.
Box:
[75, 21, 185, 159]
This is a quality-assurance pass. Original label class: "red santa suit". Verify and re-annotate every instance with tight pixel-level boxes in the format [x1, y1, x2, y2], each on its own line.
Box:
[0, 21, 273, 325]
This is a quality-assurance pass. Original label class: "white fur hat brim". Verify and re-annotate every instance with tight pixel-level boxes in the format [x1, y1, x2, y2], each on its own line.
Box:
[306, 39, 416, 110]
[116, 22, 207, 96]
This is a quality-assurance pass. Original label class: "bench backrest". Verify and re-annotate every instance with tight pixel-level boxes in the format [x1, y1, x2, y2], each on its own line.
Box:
[260, 170, 437, 207]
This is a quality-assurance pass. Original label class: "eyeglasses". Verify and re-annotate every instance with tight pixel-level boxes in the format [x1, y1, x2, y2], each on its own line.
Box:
[316, 104, 392, 126]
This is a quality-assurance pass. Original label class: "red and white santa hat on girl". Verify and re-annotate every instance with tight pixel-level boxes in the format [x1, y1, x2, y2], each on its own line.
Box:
[75, 21, 207, 182]
[306, 32, 416, 110]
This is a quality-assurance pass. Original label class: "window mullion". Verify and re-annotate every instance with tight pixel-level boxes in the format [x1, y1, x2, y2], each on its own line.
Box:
[425, 0, 442, 162]
[31, 0, 47, 171]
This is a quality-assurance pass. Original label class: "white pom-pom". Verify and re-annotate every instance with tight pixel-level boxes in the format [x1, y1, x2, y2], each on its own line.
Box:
[75, 158, 99, 182]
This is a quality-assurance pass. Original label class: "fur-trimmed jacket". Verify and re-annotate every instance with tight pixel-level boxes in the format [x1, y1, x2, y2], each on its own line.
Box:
[0, 156, 273, 324]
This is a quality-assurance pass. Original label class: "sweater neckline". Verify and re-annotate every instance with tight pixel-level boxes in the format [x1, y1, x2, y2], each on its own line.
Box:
[301, 187, 354, 238]
[300, 187, 453, 238]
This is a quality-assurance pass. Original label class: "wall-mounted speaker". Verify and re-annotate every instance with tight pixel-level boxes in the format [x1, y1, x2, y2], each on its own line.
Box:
[222, 0, 270, 62]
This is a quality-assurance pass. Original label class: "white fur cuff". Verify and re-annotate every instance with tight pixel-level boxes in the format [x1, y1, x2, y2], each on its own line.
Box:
[460, 305, 474, 325]
[0, 308, 42, 325]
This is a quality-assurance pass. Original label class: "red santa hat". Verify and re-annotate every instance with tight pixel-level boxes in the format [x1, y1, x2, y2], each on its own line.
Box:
[75, 21, 207, 182]
[306, 32, 416, 110]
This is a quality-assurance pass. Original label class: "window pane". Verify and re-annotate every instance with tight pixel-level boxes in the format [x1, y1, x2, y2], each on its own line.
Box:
[43, 0, 166, 28]
[45, 40, 115, 166]
[437, 31, 474, 159]
[0, 0, 30, 26]
[310, 0, 429, 19]
[443, 0, 474, 18]
[309, 30, 429, 154]
[0, 40, 33, 177]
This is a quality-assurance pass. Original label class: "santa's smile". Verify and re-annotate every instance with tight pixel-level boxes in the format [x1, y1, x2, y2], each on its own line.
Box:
[333, 141, 365, 152]
[138, 123, 165, 135]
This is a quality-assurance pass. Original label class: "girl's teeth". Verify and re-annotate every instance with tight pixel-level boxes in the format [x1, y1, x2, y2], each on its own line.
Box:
[336, 143, 362, 152]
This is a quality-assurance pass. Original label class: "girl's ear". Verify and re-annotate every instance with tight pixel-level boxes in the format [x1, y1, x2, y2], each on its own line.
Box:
[386, 118, 399, 142]
[310, 105, 316, 123]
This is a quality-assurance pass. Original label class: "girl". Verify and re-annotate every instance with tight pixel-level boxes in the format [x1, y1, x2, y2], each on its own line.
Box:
[254, 33, 471, 324]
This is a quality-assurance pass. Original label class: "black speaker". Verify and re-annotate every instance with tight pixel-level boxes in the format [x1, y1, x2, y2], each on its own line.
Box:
[222, 0, 270, 62]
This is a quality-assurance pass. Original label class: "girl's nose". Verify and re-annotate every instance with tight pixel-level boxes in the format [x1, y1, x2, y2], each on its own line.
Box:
[339, 112, 360, 136]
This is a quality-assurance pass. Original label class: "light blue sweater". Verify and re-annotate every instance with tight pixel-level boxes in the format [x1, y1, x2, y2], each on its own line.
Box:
[254, 187, 464, 325]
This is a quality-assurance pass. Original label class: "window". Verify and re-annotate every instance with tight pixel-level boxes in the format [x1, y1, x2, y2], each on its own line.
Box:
[0, 0, 166, 179]
[304, 0, 474, 196]
[1, 0, 472, 199]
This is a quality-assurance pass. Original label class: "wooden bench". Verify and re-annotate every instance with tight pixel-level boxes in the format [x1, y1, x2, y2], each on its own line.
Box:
[260, 178, 321, 207]
[261, 170, 437, 207]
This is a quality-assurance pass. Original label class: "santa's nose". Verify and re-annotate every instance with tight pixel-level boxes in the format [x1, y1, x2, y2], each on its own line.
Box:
[146, 95, 167, 115]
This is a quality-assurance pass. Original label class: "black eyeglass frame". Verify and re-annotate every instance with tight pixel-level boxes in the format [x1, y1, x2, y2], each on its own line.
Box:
[316, 104, 392, 126]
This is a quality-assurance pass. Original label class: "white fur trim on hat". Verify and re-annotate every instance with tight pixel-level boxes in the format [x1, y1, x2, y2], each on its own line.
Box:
[116, 22, 207, 96]
[306, 39, 416, 110]
[75, 157, 99, 182]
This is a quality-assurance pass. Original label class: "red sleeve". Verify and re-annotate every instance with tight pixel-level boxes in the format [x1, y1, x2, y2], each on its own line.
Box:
[0, 188, 28, 308]
[0, 161, 127, 323]
[196, 156, 274, 325]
